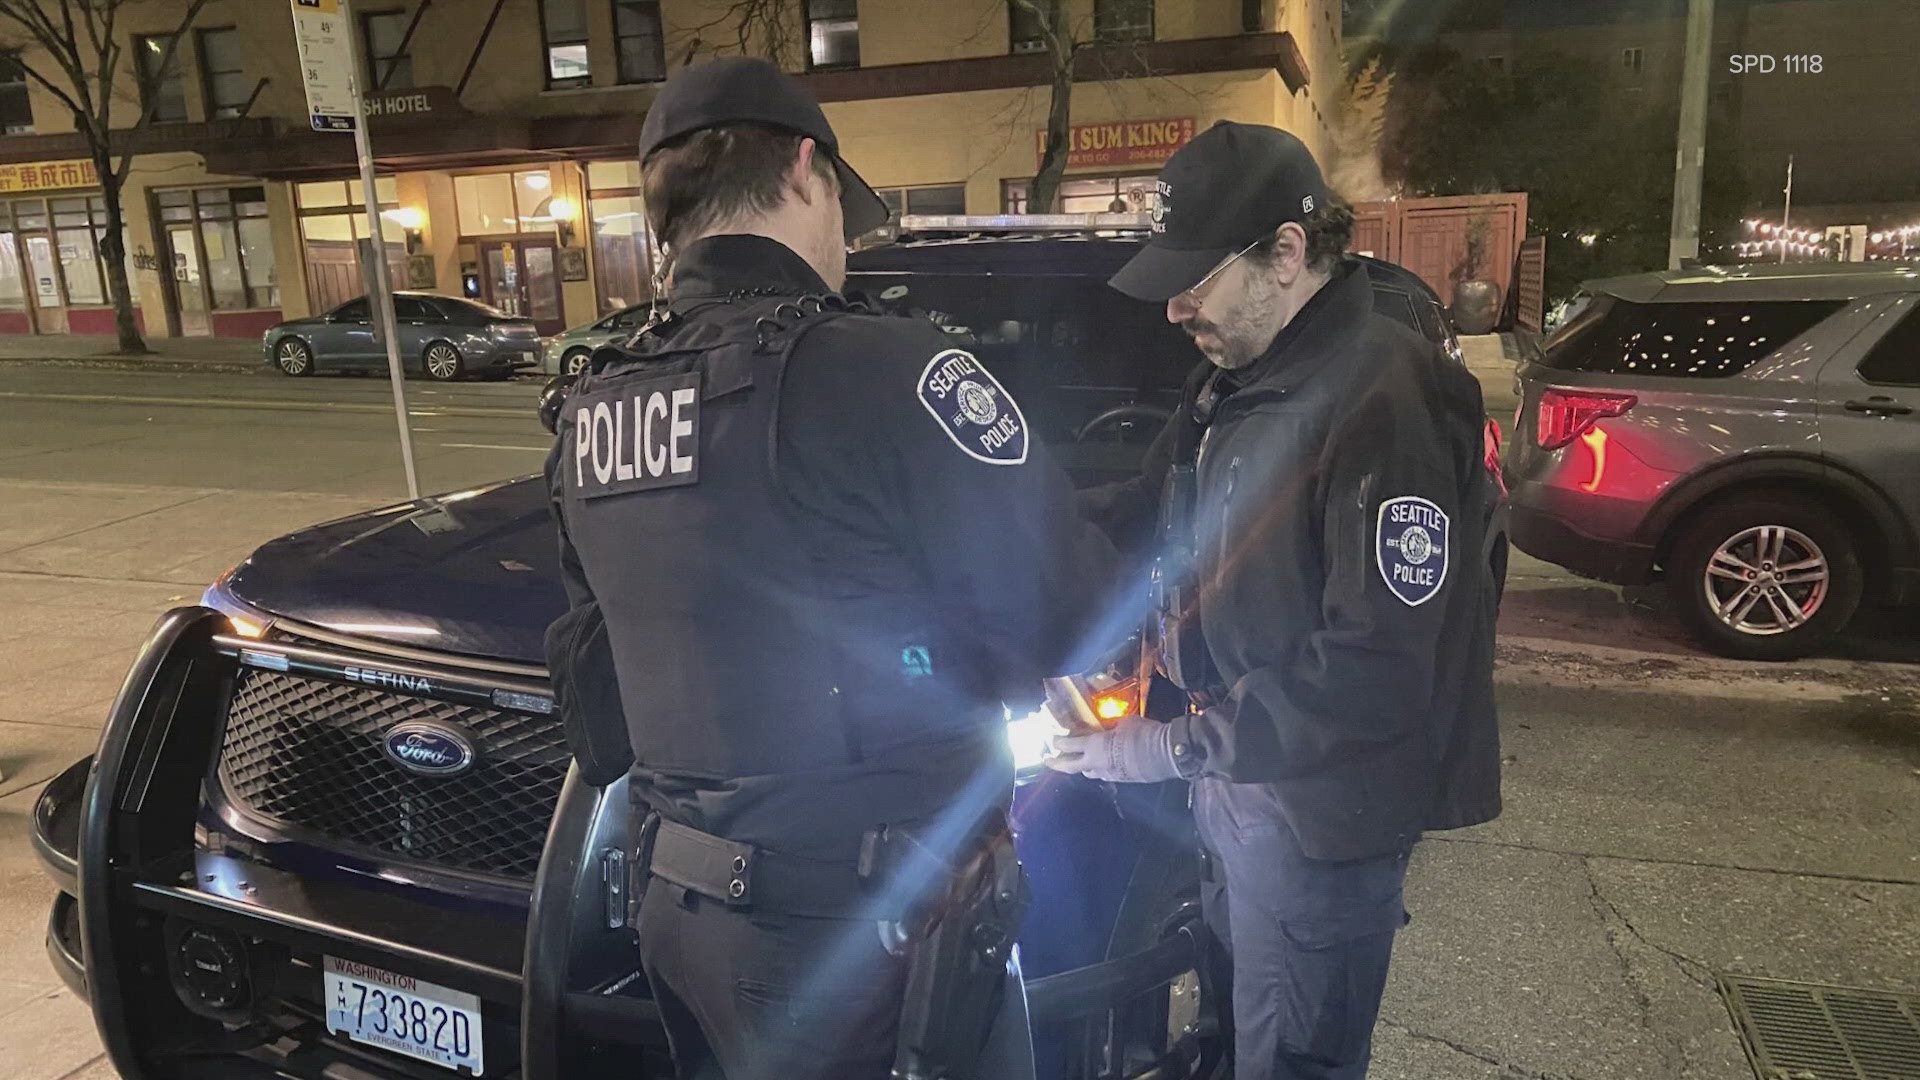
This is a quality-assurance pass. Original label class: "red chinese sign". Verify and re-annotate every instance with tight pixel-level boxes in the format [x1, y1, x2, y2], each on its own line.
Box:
[0, 158, 99, 194]
[1038, 117, 1196, 169]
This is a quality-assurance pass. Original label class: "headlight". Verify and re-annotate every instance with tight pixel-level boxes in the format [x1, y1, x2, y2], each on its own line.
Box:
[1007, 707, 1066, 780]
[201, 574, 271, 638]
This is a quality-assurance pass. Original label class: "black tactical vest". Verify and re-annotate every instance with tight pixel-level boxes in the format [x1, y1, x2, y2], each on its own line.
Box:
[556, 296, 1007, 860]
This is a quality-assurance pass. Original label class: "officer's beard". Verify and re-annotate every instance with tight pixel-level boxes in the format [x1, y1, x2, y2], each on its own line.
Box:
[1186, 265, 1284, 371]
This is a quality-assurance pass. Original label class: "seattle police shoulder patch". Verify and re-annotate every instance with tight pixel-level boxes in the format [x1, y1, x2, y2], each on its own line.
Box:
[916, 349, 1028, 465]
[1377, 496, 1450, 607]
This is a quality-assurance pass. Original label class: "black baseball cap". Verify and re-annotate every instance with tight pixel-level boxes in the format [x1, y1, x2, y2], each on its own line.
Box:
[1109, 121, 1332, 302]
[638, 56, 889, 240]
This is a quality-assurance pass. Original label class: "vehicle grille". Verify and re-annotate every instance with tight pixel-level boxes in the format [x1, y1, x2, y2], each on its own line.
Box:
[216, 667, 568, 881]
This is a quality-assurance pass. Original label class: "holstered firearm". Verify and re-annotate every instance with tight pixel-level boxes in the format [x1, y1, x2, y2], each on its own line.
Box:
[884, 819, 1030, 1080]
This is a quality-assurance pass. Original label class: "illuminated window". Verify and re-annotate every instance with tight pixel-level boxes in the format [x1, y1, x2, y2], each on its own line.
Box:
[1003, 174, 1158, 215]
[453, 170, 560, 236]
[587, 161, 654, 314]
[542, 0, 592, 87]
[137, 35, 187, 123]
[296, 178, 403, 312]
[808, 0, 859, 69]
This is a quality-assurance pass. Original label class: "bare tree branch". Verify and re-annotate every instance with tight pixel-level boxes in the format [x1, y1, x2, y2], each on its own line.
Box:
[12, 55, 86, 119]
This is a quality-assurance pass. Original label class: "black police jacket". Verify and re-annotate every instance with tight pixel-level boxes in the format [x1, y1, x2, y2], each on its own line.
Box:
[545, 235, 1117, 862]
[1089, 258, 1502, 862]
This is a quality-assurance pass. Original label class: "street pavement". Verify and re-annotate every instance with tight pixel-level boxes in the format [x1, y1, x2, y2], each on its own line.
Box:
[0, 359, 1914, 1080]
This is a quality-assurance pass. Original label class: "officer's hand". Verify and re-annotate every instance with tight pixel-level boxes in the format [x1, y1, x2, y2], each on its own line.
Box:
[1045, 716, 1180, 784]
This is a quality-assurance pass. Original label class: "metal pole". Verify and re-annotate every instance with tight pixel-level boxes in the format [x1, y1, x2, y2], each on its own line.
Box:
[1780, 155, 1794, 265]
[1668, 0, 1714, 269]
[344, 1, 421, 499]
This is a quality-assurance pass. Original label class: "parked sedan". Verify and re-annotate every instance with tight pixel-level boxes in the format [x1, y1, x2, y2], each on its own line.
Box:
[264, 293, 543, 380]
[540, 303, 647, 375]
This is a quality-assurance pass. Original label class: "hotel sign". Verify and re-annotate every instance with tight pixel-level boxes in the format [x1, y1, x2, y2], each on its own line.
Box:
[0, 158, 98, 193]
[1038, 117, 1196, 169]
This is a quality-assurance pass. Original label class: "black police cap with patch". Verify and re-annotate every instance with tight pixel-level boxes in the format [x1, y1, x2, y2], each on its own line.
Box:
[1109, 121, 1332, 302]
[638, 56, 889, 241]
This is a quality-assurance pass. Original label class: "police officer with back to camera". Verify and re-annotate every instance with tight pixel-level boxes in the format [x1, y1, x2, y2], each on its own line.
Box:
[1047, 122, 1504, 1080]
[542, 57, 1116, 1080]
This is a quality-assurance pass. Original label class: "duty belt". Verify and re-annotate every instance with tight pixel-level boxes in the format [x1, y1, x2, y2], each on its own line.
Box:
[646, 818, 955, 921]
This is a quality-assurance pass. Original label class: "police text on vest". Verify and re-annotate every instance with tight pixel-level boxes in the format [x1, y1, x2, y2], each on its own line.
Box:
[568, 372, 703, 498]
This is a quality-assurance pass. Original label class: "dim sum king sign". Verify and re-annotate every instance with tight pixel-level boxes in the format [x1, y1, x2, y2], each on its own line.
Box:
[1037, 118, 1196, 169]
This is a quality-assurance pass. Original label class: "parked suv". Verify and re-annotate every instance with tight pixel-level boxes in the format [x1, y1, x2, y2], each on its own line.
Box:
[1509, 261, 1920, 660]
[35, 231, 1477, 1080]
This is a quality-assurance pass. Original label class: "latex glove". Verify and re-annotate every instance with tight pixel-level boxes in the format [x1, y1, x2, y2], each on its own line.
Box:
[1044, 716, 1180, 784]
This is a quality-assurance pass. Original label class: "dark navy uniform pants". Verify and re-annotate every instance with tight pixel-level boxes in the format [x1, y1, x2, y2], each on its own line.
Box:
[637, 883, 1035, 1080]
[1193, 778, 1412, 1080]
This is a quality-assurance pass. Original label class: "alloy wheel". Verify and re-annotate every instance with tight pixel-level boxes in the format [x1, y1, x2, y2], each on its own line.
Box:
[426, 344, 461, 380]
[565, 351, 590, 376]
[1702, 524, 1830, 636]
[277, 340, 310, 375]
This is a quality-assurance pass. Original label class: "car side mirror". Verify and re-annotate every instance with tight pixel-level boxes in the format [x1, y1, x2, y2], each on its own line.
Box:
[539, 374, 577, 435]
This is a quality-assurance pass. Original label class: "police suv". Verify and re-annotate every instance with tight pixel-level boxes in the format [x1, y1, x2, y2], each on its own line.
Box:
[32, 218, 1478, 1080]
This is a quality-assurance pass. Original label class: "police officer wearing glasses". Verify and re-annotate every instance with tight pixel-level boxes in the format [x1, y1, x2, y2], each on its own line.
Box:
[545, 58, 1114, 1080]
[1049, 123, 1504, 1079]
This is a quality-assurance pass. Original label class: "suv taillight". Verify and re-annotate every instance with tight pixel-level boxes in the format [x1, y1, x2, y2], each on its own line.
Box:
[1536, 389, 1636, 450]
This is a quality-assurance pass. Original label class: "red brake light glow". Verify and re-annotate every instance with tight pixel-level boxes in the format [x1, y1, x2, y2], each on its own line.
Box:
[1536, 389, 1636, 451]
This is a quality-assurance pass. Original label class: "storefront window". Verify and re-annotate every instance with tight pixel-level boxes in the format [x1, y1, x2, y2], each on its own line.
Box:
[455, 170, 557, 236]
[158, 187, 279, 314]
[0, 234, 23, 309]
[0, 203, 22, 310]
[1003, 173, 1158, 214]
[298, 179, 403, 312]
[586, 161, 652, 314]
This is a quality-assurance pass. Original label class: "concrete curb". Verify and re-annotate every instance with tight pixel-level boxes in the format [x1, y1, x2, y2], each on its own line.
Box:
[0, 355, 261, 374]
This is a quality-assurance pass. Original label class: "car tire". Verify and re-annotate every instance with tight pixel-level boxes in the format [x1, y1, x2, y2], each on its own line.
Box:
[274, 338, 315, 376]
[562, 348, 592, 376]
[423, 341, 466, 382]
[1666, 493, 1864, 661]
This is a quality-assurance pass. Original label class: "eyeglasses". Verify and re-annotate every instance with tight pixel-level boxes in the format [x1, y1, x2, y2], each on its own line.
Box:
[1177, 237, 1265, 303]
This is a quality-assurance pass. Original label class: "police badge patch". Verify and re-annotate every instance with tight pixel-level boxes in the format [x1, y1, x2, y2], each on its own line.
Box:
[1377, 496, 1450, 607]
[916, 349, 1029, 465]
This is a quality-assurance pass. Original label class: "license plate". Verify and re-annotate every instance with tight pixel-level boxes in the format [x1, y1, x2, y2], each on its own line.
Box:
[324, 956, 485, 1074]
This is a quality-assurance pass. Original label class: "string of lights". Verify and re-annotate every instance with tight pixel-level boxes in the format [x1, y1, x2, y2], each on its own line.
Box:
[1735, 218, 1920, 261]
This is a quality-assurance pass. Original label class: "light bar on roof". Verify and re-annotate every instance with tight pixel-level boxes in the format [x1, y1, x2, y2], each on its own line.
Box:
[897, 213, 1152, 233]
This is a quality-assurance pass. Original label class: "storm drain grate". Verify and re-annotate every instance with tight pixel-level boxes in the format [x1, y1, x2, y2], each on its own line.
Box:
[1720, 974, 1920, 1080]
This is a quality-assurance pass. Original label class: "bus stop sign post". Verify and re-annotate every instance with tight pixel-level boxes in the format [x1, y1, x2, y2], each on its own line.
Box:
[290, 0, 422, 500]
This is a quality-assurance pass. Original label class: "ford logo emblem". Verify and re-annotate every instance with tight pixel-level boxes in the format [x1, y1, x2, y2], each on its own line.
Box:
[382, 722, 476, 777]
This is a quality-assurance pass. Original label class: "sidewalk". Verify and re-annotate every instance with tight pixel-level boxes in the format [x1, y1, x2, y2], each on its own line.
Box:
[1459, 331, 1521, 414]
[0, 334, 262, 373]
